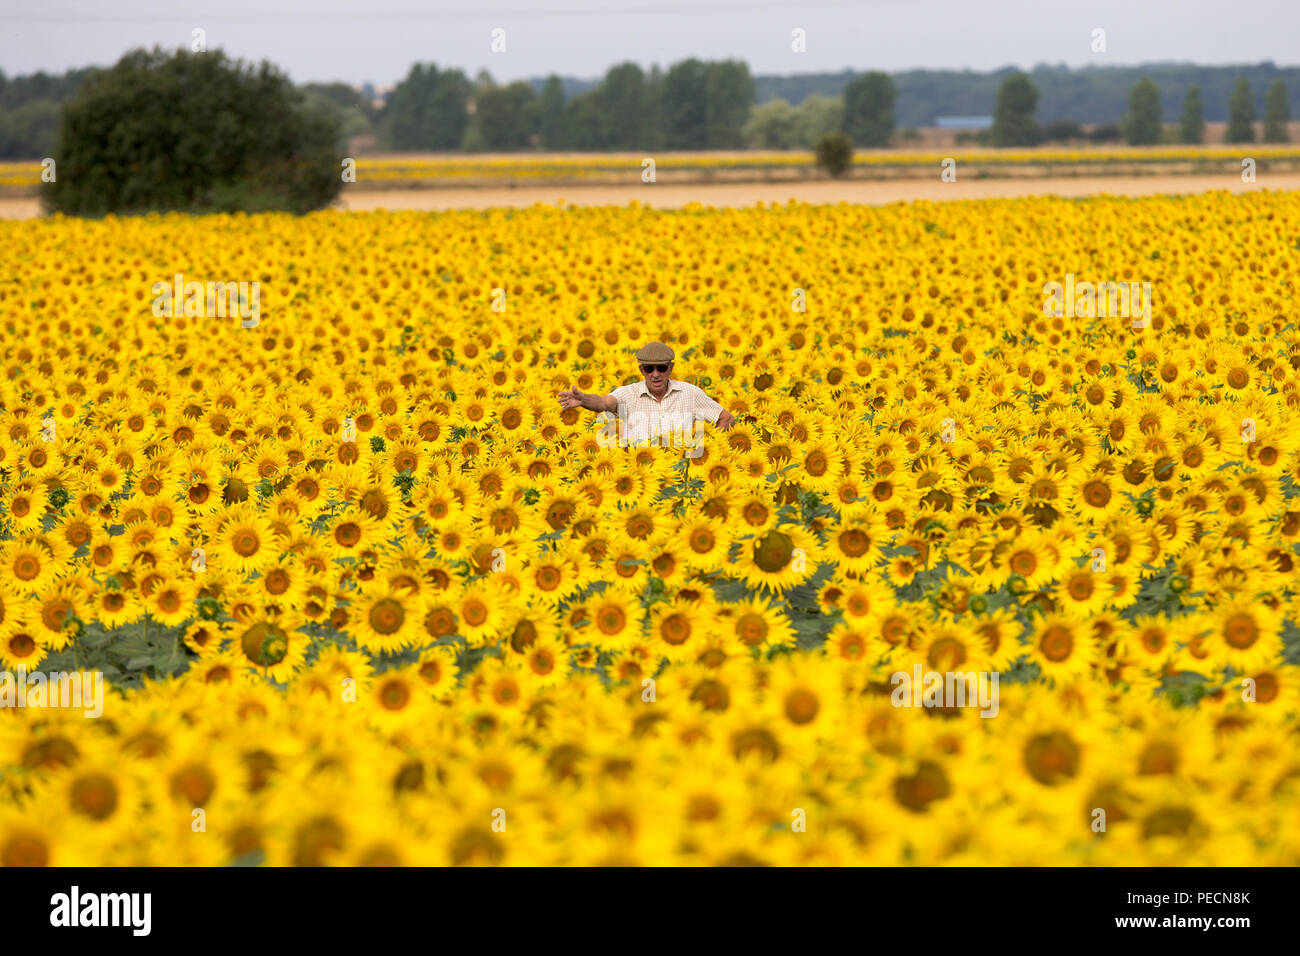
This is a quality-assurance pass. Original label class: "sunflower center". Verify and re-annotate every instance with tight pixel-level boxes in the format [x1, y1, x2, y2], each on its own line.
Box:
[730, 727, 780, 763]
[753, 530, 794, 573]
[1023, 732, 1081, 785]
[1223, 612, 1258, 649]
[1062, 571, 1093, 600]
[462, 600, 487, 626]
[370, 599, 405, 635]
[927, 637, 967, 671]
[690, 679, 731, 712]
[736, 613, 767, 646]
[232, 530, 260, 557]
[1, 834, 49, 867]
[661, 614, 691, 645]
[170, 764, 216, 806]
[1139, 742, 1178, 775]
[1009, 551, 1037, 576]
[784, 688, 820, 725]
[893, 760, 951, 812]
[14, 555, 40, 581]
[379, 679, 410, 711]
[1040, 626, 1074, 662]
[71, 773, 119, 820]
[1083, 481, 1110, 507]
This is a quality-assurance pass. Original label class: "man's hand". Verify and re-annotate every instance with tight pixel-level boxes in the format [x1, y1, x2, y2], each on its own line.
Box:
[557, 387, 586, 410]
[717, 410, 736, 430]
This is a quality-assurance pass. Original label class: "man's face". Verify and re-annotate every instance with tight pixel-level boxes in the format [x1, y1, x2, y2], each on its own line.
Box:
[640, 361, 672, 391]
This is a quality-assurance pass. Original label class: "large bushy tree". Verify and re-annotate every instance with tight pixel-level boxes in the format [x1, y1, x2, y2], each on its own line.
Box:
[1123, 77, 1163, 145]
[1263, 79, 1291, 142]
[46, 47, 342, 215]
[1179, 85, 1205, 143]
[382, 62, 470, 150]
[841, 72, 896, 147]
[1226, 77, 1256, 143]
[991, 72, 1041, 146]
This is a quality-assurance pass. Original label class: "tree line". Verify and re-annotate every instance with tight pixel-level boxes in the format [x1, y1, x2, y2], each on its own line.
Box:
[3, 56, 1294, 158]
[991, 73, 1292, 146]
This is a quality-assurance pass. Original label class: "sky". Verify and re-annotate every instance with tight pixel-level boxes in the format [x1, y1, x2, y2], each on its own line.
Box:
[2, 0, 1298, 87]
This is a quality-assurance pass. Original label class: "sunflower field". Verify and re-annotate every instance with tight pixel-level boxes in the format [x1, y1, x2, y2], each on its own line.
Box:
[1, 191, 1299, 866]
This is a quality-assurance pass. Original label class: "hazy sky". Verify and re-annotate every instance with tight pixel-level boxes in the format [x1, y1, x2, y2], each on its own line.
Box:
[2, 0, 1297, 87]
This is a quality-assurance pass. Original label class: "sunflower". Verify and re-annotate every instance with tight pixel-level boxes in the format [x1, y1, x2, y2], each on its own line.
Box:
[350, 586, 426, 655]
[207, 503, 278, 576]
[92, 584, 144, 630]
[0, 627, 47, 670]
[365, 664, 429, 732]
[767, 652, 843, 740]
[325, 504, 384, 556]
[1202, 596, 1286, 675]
[454, 580, 511, 645]
[1054, 558, 1113, 619]
[183, 620, 228, 657]
[413, 644, 460, 700]
[1, 539, 58, 592]
[648, 599, 708, 663]
[519, 637, 567, 693]
[1028, 614, 1093, 680]
[826, 515, 885, 576]
[734, 489, 778, 533]
[826, 622, 874, 664]
[586, 592, 643, 650]
[733, 523, 820, 595]
[717, 595, 796, 654]
[673, 514, 730, 570]
[233, 613, 308, 682]
[998, 528, 1063, 590]
[521, 550, 584, 608]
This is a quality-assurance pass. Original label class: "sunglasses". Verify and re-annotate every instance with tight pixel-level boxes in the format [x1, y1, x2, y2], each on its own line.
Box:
[640, 363, 671, 374]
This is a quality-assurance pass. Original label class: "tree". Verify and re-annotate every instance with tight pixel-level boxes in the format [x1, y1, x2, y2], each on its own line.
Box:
[991, 73, 1041, 146]
[662, 58, 709, 149]
[1264, 79, 1291, 142]
[381, 63, 470, 151]
[1226, 77, 1256, 143]
[0, 99, 61, 158]
[814, 132, 853, 177]
[597, 63, 651, 150]
[46, 47, 342, 216]
[1123, 77, 1163, 145]
[537, 75, 566, 149]
[743, 99, 799, 148]
[1179, 85, 1205, 143]
[703, 60, 755, 148]
[841, 72, 895, 147]
[472, 81, 539, 150]
[793, 94, 843, 149]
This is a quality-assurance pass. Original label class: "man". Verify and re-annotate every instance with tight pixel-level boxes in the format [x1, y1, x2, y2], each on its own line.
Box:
[556, 341, 735, 453]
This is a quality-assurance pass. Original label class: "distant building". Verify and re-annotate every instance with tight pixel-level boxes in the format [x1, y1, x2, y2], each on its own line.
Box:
[935, 116, 993, 129]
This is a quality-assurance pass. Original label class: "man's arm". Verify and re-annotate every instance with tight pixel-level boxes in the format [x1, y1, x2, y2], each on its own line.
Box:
[690, 385, 735, 430]
[557, 386, 618, 413]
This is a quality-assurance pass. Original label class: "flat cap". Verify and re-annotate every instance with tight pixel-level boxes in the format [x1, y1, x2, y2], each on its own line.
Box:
[635, 341, 675, 363]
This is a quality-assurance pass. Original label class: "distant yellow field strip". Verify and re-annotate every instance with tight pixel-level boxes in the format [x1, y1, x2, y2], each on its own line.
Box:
[5, 145, 1300, 186]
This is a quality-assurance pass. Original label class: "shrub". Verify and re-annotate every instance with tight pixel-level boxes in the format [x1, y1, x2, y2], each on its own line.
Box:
[814, 132, 853, 177]
[45, 47, 343, 216]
